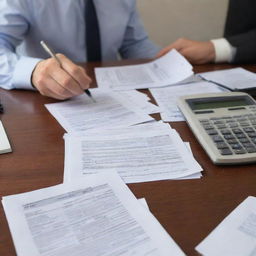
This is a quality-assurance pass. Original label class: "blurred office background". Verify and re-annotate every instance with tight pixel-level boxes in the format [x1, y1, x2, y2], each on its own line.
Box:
[137, 0, 229, 47]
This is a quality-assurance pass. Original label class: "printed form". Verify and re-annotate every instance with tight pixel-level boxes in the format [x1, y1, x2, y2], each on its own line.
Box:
[2, 172, 185, 256]
[64, 126, 202, 183]
[45, 89, 154, 133]
[64, 123, 202, 180]
[95, 49, 194, 90]
[196, 196, 256, 256]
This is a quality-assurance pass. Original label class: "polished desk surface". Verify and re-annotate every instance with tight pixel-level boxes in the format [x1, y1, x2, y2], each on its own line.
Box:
[1, 60, 256, 256]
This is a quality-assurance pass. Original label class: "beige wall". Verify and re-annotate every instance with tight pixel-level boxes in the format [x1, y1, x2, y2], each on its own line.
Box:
[137, 0, 229, 47]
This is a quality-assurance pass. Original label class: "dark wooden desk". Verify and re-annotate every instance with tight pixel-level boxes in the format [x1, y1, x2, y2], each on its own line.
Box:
[1, 61, 256, 256]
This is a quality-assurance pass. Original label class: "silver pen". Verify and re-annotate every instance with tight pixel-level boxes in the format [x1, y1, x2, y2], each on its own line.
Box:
[40, 40, 95, 102]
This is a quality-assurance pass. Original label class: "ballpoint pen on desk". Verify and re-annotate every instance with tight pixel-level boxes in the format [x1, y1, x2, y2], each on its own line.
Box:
[40, 40, 96, 102]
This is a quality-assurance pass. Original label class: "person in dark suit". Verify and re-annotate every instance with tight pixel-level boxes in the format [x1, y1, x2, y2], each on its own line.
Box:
[158, 0, 256, 64]
[224, 0, 256, 63]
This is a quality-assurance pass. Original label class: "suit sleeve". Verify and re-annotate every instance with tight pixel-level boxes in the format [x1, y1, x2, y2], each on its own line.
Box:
[224, 0, 256, 63]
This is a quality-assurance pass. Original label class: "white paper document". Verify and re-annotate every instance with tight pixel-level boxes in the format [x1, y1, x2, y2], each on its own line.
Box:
[45, 89, 153, 133]
[150, 81, 224, 122]
[199, 67, 256, 90]
[2, 172, 185, 256]
[118, 90, 160, 114]
[196, 196, 256, 256]
[95, 49, 193, 90]
[64, 126, 202, 183]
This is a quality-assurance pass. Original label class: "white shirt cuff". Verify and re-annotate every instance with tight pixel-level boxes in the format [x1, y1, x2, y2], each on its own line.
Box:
[210, 38, 236, 63]
[12, 56, 42, 90]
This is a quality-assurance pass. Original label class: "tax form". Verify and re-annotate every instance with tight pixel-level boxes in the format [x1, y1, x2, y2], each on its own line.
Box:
[64, 127, 202, 183]
[2, 172, 185, 256]
[64, 123, 202, 180]
[95, 49, 193, 90]
[45, 89, 154, 133]
[196, 196, 256, 256]
[150, 81, 224, 122]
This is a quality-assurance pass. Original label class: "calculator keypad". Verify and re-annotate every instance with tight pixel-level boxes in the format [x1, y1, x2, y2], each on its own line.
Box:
[199, 112, 256, 156]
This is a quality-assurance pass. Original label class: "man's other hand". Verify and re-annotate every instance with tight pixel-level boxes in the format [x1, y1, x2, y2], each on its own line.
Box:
[156, 38, 215, 65]
[32, 54, 92, 100]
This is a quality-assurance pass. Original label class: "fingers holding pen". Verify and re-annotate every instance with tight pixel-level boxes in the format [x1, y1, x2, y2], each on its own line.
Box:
[56, 54, 92, 91]
[32, 55, 92, 99]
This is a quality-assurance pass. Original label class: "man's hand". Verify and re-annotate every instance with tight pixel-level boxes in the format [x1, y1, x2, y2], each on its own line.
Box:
[32, 54, 92, 100]
[156, 38, 216, 64]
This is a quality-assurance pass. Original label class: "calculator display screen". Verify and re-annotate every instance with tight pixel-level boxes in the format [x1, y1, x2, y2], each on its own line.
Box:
[188, 96, 255, 110]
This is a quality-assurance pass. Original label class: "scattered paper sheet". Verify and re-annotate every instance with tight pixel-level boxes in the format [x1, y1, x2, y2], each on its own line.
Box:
[2, 172, 185, 256]
[45, 89, 153, 133]
[95, 49, 194, 90]
[196, 196, 256, 256]
[64, 125, 202, 183]
[150, 81, 224, 122]
[199, 67, 256, 90]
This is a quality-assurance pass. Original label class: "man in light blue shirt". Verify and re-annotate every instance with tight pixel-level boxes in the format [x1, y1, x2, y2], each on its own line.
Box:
[0, 0, 159, 99]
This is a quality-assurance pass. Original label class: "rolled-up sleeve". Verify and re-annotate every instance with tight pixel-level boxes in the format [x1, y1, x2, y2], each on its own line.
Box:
[119, 3, 160, 59]
[0, 0, 41, 90]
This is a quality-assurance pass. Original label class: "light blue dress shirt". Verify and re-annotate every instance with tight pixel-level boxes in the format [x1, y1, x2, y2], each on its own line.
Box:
[0, 0, 159, 90]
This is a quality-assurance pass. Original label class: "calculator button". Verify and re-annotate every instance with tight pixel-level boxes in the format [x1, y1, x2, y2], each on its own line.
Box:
[250, 120, 256, 125]
[246, 147, 256, 153]
[236, 134, 247, 139]
[212, 135, 224, 143]
[213, 120, 225, 124]
[239, 138, 250, 144]
[220, 149, 233, 155]
[228, 123, 239, 128]
[226, 139, 238, 144]
[243, 127, 254, 133]
[234, 149, 246, 154]
[220, 129, 232, 135]
[242, 143, 255, 148]
[210, 117, 221, 120]
[232, 128, 243, 134]
[199, 119, 210, 123]
[237, 118, 247, 122]
[224, 134, 236, 140]
[202, 125, 214, 130]
[231, 144, 243, 150]
[216, 142, 229, 149]
[216, 124, 227, 129]
[240, 122, 250, 127]
[247, 132, 256, 138]
[207, 129, 218, 135]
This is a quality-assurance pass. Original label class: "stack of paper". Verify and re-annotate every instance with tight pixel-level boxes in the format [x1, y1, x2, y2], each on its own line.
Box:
[64, 123, 203, 183]
[2, 172, 185, 256]
[199, 67, 256, 91]
[150, 81, 225, 122]
[95, 49, 194, 90]
[45, 88, 158, 133]
[196, 196, 256, 256]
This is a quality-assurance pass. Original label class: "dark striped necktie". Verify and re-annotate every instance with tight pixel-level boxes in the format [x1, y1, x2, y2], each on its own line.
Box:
[85, 0, 102, 62]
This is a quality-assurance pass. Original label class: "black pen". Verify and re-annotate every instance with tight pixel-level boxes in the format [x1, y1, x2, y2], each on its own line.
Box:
[40, 41, 95, 102]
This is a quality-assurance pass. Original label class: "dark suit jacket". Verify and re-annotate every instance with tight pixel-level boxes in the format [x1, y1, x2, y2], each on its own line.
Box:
[224, 0, 256, 63]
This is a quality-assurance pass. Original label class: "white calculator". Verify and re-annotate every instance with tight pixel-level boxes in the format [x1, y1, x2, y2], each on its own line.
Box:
[178, 92, 256, 164]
